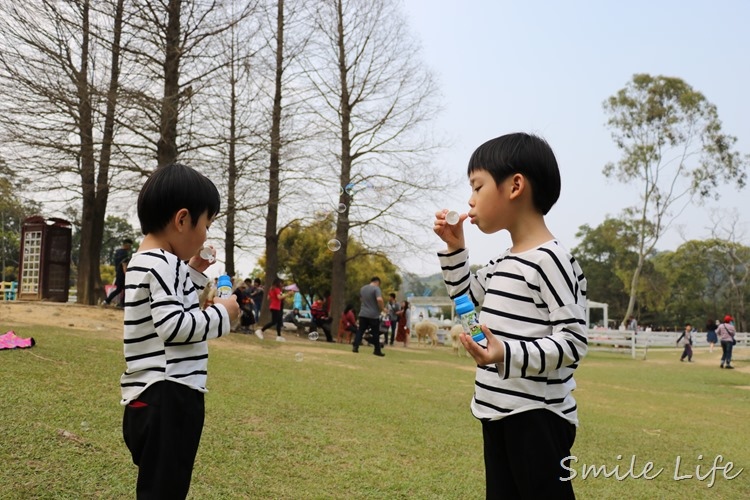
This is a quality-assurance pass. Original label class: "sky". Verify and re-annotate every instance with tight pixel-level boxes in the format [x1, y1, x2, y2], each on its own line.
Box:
[394, 0, 750, 276]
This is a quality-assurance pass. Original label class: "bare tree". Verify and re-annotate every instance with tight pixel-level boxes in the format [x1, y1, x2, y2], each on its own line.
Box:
[603, 74, 747, 327]
[118, 0, 253, 171]
[304, 0, 441, 336]
[0, 0, 126, 304]
[707, 210, 749, 330]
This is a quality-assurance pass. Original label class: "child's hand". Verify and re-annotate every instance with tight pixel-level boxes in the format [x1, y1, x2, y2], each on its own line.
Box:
[433, 209, 467, 252]
[214, 295, 241, 323]
[189, 246, 215, 273]
[460, 324, 504, 366]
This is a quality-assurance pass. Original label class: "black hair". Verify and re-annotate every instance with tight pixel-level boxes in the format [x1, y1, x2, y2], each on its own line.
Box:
[253, 278, 262, 285]
[271, 277, 283, 288]
[344, 303, 355, 314]
[123, 238, 133, 245]
[370, 276, 380, 283]
[467, 132, 561, 215]
[137, 163, 221, 235]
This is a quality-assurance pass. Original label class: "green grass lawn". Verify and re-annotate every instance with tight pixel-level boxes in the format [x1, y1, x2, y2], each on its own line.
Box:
[1, 321, 748, 499]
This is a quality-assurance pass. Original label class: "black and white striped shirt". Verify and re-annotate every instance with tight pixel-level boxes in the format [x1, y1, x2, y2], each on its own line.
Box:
[119, 249, 230, 405]
[439, 241, 587, 426]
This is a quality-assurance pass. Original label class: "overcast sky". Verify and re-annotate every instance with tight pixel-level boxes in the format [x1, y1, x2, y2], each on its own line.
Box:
[396, 0, 750, 276]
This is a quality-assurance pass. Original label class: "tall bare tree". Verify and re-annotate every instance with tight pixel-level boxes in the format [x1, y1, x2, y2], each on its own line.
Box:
[603, 74, 747, 327]
[0, 0, 126, 304]
[305, 0, 440, 336]
[119, 0, 251, 171]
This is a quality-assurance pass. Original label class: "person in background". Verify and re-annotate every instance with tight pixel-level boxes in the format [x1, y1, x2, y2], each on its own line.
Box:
[249, 278, 264, 324]
[104, 238, 133, 307]
[386, 293, 401, 346]
[233, 280, 255, 332]
[255, 278, 293, 341]
[352, 276, 386, 357]
[284, 307, 304, 334]
[338, 304, 358, 344]
[310, 296, 333, 342]
[395, 300, 411, 347]
[717, 315, 736, 369]
[676, 323, 693, 362]
[705, 318, 718, 353]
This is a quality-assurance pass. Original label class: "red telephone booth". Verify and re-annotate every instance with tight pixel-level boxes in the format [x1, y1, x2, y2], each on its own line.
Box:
[18, 216, 72, 302]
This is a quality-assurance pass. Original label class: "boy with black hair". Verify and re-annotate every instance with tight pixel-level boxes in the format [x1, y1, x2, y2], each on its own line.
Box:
[120, 163, 240, 499]
[434, 132, 587, 499]
[676, 323, 694, 362]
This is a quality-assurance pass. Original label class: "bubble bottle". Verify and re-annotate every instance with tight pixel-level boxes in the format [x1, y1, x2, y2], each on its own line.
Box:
[454, 294, 485, 342]
[216, 275, 233, 299]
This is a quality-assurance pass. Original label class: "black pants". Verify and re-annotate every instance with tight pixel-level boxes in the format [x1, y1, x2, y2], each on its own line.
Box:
[482, 409, 576, 499]
[310, 317, 333, 342]
[680, 344, 693, 361]
[261, 309, 284, 336]
[353, 316, 382, 354]
[123, 381, 205, 500]
[106, 275, 125, 304]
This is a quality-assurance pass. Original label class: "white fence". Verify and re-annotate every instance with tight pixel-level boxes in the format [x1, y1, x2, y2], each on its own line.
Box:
[587, 329, 749, 358]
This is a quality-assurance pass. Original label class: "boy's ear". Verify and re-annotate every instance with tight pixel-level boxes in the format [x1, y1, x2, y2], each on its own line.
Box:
[508, 173, 525, 200]
[173, 208, 190, 232]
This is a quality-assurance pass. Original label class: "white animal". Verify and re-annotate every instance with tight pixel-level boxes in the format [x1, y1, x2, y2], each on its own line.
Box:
[449, 324, 470, 357]
[413, 321, 439, 346]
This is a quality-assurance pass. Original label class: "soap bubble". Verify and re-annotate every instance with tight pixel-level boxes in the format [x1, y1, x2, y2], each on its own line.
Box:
[308, 331, 319, 341]
[445, 211, 460, 225]
[336, 203, 347, 213]
[344, 180, 373, 197]
[295, 352, 304, 362]
[327, 239, 342, 252]
[80, 421, 90, 431]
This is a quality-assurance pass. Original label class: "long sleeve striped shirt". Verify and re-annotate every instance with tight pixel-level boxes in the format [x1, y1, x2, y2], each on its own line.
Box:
[438, 241, 587, 426]
[120, 249, 230, 405]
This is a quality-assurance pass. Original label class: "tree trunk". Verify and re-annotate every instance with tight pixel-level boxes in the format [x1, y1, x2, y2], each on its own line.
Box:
[261, 0, 284, 324]
[329, 0, 352, 340]
[156, 0, 182, 168]
[621, 252, 644, 328]
[75, 1, 98, 305]
[225, 37, 238, 277]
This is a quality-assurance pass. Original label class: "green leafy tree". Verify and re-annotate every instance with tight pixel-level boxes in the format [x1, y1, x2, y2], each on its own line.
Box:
[603, 74, 747, 327]
[270, 216, 400, 315]
[574, 218, 639, 324]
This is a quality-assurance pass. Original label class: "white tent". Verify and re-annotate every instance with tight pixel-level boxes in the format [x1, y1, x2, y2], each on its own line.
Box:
[587, 300, 609, 329]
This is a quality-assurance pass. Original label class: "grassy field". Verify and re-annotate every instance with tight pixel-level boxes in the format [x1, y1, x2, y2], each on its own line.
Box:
[1, 319, 748, 499]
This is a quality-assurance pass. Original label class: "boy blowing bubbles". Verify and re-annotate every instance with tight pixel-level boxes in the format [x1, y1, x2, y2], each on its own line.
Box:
[434, 133, 588, 499]
[120, 163, 240, 499]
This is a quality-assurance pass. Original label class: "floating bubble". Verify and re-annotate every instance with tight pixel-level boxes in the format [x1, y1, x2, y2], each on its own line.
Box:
[80, 421, 90, 431]
[295, 352, 304, 362]
[308, 331, 319, 341]
[327, 239, 342, 252]
[446, 211, 460, 225]
[344, 180, 373, 197]
[336, 203, 347, 213]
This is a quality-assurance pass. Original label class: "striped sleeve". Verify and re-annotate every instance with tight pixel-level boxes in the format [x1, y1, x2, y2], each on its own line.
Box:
[437, 248, 496, 306]
[499, 247, 588, 380]
[148, 259, 230, 343]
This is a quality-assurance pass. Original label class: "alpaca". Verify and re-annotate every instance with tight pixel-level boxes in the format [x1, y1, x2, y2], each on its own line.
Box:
[449, 324, 470, 357]
[413, 320, 439, 346]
